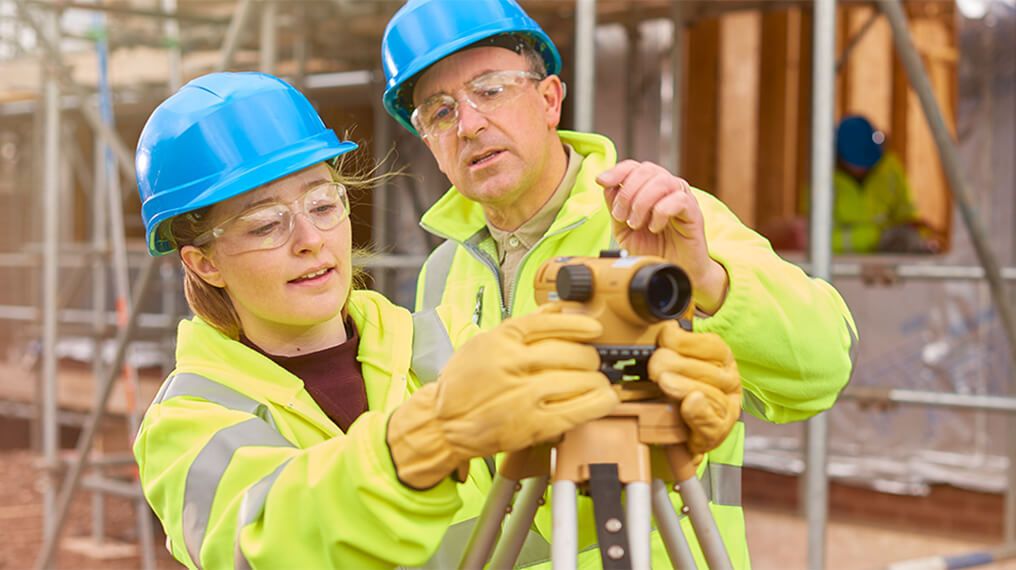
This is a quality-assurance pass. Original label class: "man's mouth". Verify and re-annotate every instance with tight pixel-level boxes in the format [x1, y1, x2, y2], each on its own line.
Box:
[469, 149, 503, 166]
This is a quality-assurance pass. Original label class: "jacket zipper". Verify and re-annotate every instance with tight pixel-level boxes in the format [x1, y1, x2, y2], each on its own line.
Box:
[506, 218, 589, 314]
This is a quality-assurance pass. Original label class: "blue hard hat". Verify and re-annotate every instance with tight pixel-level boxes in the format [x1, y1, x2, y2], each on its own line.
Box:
[135, 72, 358, 256]
[836, 115, 884, 170]
[381, 0, 562, 135]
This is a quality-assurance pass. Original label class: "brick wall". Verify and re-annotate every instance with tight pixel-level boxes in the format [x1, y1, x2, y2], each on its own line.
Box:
[743, 467, 1005, 539]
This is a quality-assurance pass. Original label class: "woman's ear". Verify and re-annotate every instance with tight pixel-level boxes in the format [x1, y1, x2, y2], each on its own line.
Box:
[180, 245, 226, 288]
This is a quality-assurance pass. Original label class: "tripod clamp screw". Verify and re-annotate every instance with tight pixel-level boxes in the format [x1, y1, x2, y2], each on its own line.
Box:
[605, 518, 623, 533]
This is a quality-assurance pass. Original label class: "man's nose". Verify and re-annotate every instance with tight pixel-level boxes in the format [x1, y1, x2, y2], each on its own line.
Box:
[455, 98, 487, 139]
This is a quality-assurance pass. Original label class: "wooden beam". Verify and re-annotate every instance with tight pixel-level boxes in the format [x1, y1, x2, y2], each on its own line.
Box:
[842, 5, 893, 128]
[682, 16, 720, 194]
[756, 7, 803, 227]
[716, 10, 761, 226]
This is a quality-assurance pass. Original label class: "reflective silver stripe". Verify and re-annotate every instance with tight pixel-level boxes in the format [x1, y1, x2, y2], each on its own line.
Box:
[409, 518, 550, 570]
[410, 309, 455, 385]
[742, 390, 768, 419]
[420, 239, 458, 311]
[234, 460, 292, 570]
[155, 373, 279, 431]
[182, 418, 294, 568]
[699, 462, 741, 507]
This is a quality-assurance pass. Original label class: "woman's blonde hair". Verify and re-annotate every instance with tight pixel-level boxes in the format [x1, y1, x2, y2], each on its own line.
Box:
[164, 159, 383, 339]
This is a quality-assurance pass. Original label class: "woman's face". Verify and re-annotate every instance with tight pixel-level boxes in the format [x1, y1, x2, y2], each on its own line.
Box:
[182, 164, 353, 346]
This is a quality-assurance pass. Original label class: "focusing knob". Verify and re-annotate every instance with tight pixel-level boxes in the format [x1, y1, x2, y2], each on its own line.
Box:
[557, 265, 594, 302]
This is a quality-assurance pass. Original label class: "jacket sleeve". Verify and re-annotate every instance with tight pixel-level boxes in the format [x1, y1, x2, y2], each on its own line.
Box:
[134, 395, 462, 569]
[693, 189, 858, 424]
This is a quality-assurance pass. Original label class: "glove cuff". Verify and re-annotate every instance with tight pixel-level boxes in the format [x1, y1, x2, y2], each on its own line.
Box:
[387, 384, 462, 490]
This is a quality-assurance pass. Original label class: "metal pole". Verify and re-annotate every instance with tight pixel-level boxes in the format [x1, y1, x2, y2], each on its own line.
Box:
[89, 114, 108, 552]
[160, 0, 182, 92]
[806, 0, 837, 567]
[878, 0, 1016, 540]
[13, 0, 136, 183]
[39, 2, 61, 551]
[35, 256, 160, 570]
[669, 0, 685, 172]
[259, 0, 276, 74]
[623, 20, 640, 159]
[217, 0, 253, 72]
[371, 79, 393, 297]
[573, 0, 596, 132]
[842, 388, 1016, 413]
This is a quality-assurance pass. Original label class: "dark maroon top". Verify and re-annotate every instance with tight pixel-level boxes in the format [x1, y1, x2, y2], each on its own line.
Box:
[242, 319, 368, 432]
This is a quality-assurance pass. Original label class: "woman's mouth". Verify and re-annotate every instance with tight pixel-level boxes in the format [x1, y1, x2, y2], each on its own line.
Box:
[289, 267, 334, 285]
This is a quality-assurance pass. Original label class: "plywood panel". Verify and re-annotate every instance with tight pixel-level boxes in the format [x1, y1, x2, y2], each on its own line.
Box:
[756, 8, 802, 227]
[843, 6, 893, 128]
[716, 11, 761, 227]
[682, 17, 720, 194]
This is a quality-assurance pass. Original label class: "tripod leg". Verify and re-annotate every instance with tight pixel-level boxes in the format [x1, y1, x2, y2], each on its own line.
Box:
[489, 476, 548, 569]
[551, 480, 579, 570]
[625, 482, 652, 570]
[677, 476, 733, 570]
[651, 479, 697, 570]
[459, 473, 518, 570]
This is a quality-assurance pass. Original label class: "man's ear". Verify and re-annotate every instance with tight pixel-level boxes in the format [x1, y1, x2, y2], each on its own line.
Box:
[180, 245, 226, 288]
[539, 75, 565, 129]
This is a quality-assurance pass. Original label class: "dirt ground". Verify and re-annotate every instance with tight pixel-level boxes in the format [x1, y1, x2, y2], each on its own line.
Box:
[1, 448, 1013, 570]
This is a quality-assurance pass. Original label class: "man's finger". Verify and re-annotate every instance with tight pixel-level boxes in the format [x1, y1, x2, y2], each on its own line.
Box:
[625, 176, 673, 230]
[595, 159, 641, 188]
[648, 191, 693, 234]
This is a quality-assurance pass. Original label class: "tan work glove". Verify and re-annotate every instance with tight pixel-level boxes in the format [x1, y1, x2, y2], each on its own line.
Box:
[647, 321, 742, 456]
[387, 307, 620, 489]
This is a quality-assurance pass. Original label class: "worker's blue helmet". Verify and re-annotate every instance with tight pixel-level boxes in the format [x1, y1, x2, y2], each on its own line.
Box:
[136, 72, 358, 256]
[836, 115, 884, 170]
[381, 0, 562, 135]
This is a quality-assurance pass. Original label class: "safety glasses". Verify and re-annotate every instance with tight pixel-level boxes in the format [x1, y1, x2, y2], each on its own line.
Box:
[410, 69, 545, 137]
[192, 182, 349, 255]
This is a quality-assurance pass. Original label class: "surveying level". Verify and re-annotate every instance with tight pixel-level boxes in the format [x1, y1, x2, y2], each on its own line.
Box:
[458, 252, 734, 570]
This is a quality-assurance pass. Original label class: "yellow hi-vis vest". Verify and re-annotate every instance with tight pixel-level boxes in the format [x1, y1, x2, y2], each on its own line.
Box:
[411, 130, 859, 569]
[134, 290, 492, 569]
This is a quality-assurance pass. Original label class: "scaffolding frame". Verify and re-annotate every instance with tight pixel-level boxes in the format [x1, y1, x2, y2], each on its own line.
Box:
[0, 0, 1011, 568]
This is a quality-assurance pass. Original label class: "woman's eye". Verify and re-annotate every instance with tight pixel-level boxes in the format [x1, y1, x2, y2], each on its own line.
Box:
[248, 221, 280, 236]
[311, 203, 338, 215]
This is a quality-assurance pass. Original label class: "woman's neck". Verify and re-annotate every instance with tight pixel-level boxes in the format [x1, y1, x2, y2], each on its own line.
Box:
[240, 314, 349, 357]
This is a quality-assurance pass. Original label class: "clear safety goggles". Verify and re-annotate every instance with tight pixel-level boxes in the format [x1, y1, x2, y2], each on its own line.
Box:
[192, 182, 349, 255]
[410, 70, 545, 137]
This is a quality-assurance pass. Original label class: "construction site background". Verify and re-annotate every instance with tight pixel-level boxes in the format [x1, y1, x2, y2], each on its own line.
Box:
[0, 0, 1013, 568]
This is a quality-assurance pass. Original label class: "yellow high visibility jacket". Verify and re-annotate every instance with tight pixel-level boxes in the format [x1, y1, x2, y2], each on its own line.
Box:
[412, 130, 858, 568]
[134, 290, 489, 569]
[832, 152, 917, 253]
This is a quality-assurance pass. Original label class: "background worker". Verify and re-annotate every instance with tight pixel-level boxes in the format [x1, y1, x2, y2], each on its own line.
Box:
[831, 114, 940, 254]
[381, 0, 858, 567]
[131, 71, 619, 569]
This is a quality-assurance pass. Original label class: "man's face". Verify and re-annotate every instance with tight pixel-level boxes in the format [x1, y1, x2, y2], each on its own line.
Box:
[412, 47, 564, 209]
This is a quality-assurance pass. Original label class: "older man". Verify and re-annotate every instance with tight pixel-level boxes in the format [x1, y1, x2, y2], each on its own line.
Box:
[381, 0, 857, 567]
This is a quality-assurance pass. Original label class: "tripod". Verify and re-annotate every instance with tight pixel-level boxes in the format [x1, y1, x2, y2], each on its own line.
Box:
[458, 381, 733, 570]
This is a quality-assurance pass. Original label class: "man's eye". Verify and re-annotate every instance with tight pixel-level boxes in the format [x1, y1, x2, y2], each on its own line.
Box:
[430, 104, 454, 122]
[476, 85, 505, 99]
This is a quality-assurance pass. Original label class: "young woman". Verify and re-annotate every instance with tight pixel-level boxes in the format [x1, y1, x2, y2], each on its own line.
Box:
[132, 71, 617, 569]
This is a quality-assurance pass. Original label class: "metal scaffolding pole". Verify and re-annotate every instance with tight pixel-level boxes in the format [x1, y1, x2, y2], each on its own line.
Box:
[876, 0, 1016, 542]
[371, 79, 394, 297]
[38, 2, 60, 550]
[259, 0, 276, 74]
[217, 0, 253, 72]
[573, 0, 596, 132]
[35, 256, 160, 570]
[806, 0, 836, 567]
[668, 0, 685, 173]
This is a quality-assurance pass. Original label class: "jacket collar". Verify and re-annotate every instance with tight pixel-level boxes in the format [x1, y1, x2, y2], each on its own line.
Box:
[419, 131, 618, 244]
[173, 290, 412, 433]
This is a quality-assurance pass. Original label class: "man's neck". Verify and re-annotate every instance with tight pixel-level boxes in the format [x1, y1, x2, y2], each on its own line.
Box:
[483, 141, 569, 232]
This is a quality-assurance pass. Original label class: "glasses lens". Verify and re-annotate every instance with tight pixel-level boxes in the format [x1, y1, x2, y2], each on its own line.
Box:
[231, 206, 292, 252]
[211, 183, 348, 254]
[468, 73, 526, 113]
[304, 183, 348, 231]
[415, 96, 458, 135]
